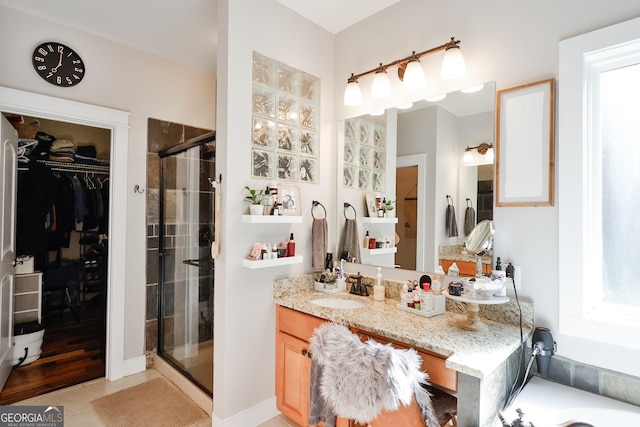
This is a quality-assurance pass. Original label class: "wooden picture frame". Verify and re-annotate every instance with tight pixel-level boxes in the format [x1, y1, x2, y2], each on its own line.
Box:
[279, 185, 301, 215]
[496, 78, 555, 206]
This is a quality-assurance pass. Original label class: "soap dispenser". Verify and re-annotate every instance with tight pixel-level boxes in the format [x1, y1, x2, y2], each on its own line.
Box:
[448, 262, 459, 277]
[373, 267, 385, 301]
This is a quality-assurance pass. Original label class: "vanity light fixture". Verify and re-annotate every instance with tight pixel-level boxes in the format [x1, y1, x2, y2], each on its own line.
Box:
[343, 37, 465, 106]
[463, 142, 494, 163]
[369, 110, 386, 116]
[371, 64, 392, 98]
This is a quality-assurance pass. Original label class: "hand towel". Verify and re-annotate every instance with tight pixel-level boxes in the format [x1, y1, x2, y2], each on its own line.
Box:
[464, 205, 476, 236]
[307, 357, 336, 427]
[339, 218, 360, 264]
[312, 218, 328, 270]
[445, 204, 459, 238]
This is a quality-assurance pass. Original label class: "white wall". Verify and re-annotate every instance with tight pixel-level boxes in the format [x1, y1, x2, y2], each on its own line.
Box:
[334, 0, 640, 376]
[215, 0, 335, 423]
[0, 5, 216, 362]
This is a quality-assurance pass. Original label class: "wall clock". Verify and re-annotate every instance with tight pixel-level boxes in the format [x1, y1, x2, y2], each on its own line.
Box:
[32, 42, 85, 87]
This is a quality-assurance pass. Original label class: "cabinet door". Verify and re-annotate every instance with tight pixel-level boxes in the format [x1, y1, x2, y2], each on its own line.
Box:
[354, 329, 457, 392]
[276, 331, 311, 426]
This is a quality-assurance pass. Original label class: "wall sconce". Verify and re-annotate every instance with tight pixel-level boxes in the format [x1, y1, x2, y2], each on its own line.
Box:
[343, 37, 466, 106]
[463, 142, 494, 163]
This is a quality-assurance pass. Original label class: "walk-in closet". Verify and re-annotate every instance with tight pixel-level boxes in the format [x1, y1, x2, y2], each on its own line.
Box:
[0, 113, 111, 403]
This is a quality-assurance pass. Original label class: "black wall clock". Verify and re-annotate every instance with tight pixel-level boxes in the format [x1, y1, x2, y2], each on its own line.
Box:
[32, 41, 85, 87]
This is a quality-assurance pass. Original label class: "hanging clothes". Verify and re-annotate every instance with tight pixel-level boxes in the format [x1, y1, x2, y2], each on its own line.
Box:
[16, 162, 58, 272]
[445, 195, 459, 238]
[47, 172, 75, 250]
[464, 198, 476, 236]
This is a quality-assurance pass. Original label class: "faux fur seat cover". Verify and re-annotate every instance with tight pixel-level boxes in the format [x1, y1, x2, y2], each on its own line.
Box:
[309, 322, 439, 427]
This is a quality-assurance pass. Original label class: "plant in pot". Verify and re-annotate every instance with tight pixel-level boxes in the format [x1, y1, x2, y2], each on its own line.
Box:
[384, 199, 396, 216]
[245, 186, 265, 215]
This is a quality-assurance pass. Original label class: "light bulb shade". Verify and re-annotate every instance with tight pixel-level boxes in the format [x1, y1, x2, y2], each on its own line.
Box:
[441, 46, 466, 79]
[344, 80, 363, 106]
[402, 60, 425, 90]
[485, 147, 494, 163]
[463, 150, 473, 163]
[371, 70, 391, 98]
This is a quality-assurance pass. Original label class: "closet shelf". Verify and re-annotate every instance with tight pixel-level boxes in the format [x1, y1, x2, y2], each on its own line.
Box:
[242, 215, 303, 224]
[37, 159, 110, 174]
[242, 255, 303, 269]
[361, 217, 398, 224]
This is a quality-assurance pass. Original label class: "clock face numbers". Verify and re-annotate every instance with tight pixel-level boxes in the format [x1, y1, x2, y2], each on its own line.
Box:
[32, 42, 85, 87]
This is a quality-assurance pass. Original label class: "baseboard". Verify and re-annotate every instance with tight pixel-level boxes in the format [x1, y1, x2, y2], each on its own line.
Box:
[122, 355, 146, 377]
[212, 396, 279, 427]
[154, 355, 213, 414]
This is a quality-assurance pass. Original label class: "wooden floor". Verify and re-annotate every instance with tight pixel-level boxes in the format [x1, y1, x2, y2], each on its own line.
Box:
[0, 298, 105, 404]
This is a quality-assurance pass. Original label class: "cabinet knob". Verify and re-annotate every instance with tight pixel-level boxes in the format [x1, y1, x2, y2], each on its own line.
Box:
[301, 349, 307, 356]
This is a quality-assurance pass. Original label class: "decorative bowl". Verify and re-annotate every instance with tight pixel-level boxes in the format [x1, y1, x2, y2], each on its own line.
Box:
[463, 278, 505, 298]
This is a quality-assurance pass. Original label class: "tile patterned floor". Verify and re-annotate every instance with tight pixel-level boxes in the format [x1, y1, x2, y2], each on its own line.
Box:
[257, 413, 299, 427]
[12, 369, 212, 427]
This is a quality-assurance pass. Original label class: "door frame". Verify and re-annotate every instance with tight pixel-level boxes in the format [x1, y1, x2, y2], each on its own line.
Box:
[396, 154, 427, 272]
[0, 85, 129, 381]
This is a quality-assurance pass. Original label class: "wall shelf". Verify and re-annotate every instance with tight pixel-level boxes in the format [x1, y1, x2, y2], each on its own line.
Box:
[242, 255, 303, 269]
[242, 215, 303, 224]
[361, 217, 398, 224]
[363, 247, 397, 255]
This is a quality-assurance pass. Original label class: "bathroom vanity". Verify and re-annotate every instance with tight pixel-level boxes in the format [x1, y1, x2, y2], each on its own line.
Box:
[274, 275, 533, 427]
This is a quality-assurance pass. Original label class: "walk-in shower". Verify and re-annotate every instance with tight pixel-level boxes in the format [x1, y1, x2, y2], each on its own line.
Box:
[158, 132, 215, 395]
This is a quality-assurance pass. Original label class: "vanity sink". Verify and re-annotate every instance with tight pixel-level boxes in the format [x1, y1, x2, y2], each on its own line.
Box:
[310, 297, 365, 309]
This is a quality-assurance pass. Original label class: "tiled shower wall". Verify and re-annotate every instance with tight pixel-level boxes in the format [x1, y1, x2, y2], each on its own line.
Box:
[529, 350, 640, 407]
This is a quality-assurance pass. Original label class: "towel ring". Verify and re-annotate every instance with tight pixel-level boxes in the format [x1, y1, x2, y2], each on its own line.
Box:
[446, 195, 454, 205]
[311, 201, 327, 219]
[343, 203, 357, 220]
[466, 198, 473, 208]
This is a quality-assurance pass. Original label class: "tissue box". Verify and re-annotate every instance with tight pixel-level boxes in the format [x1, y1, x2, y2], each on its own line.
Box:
[15, 256, 34, 275]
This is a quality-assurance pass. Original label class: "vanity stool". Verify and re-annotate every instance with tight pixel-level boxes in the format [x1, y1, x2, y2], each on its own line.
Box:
[308, 322, 455, 427]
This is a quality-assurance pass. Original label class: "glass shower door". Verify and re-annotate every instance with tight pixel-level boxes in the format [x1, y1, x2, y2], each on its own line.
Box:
[158, 134, 215, 395]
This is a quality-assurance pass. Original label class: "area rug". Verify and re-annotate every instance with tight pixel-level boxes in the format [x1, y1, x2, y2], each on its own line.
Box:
[90, 377, 209, 427]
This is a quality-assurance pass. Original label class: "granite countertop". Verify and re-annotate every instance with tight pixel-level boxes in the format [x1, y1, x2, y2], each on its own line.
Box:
[273, 274, 533, 380]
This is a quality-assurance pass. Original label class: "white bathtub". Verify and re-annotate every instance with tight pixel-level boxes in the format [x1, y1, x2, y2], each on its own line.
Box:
[502, 376, 640, 426]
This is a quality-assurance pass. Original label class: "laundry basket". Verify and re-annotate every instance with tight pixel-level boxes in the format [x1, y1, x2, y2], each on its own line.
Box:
[13, 321, 45, 367]
[15, 120, 40, 139]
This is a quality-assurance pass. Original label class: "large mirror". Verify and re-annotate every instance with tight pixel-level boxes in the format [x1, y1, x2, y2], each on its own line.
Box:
[336, 82, 495, 274]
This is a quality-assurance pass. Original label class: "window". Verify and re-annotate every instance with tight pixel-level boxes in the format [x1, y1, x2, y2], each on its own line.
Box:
[559, 17, 640, 375]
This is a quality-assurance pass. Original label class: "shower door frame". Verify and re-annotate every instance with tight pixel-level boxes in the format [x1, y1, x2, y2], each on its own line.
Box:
[157, 131, 215, 396]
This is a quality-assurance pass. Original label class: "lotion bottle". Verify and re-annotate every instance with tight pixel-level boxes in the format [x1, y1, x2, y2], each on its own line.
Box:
[286, 233, 295, 257]
[373, 267, 385, 301]
[400, 281, 409, 305]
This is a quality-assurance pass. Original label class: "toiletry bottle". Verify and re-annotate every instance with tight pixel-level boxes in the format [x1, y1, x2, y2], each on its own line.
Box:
[287, 233, 295, 257]
[373, 267, 385, 301]
[413, 289, 421, 310]
[421, 291, 434, 312]
[272, 243, 278, 258]
[495, 256, 502, 270]
[364, 231, 370, 248]
[448, 262, 459, 277]
[400, 281, 408, 305]
[406, 288, 414, 308]
[433, 264, 445, 295]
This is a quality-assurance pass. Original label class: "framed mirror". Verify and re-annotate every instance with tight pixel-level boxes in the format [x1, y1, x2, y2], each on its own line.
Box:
[336, 82, 496, 274]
